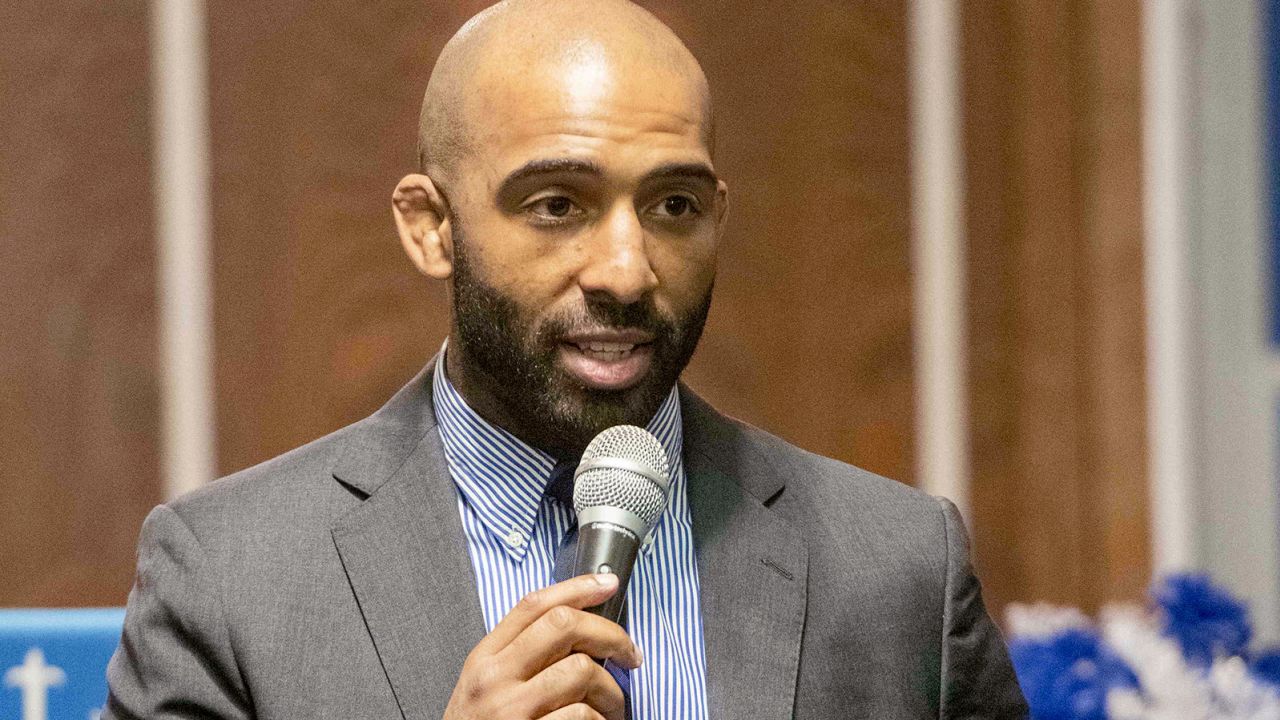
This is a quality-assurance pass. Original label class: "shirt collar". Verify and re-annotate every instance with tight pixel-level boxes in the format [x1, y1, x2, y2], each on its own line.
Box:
[432, 343, 684, 562]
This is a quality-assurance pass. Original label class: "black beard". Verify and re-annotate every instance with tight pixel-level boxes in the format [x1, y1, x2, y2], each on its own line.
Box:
[449, 223, 711, 456]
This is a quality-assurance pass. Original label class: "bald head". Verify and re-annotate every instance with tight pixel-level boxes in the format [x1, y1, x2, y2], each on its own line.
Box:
[417, 0, 713, 185]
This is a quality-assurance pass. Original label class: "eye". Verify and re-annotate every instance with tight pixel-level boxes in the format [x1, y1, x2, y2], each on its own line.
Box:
[543, 197, 574, 217]
[525, 195, 584, 222]
[652, 194, 700, 218]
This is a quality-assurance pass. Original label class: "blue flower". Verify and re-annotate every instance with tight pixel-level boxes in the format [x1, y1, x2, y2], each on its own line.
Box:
[1152, 573, 1252, 667]
[1009, 627, 1139, 720]
[1250, 648, 1280, 689]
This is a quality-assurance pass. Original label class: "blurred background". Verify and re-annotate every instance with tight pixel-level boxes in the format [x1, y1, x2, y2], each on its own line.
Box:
[2, 0, 1277, 644]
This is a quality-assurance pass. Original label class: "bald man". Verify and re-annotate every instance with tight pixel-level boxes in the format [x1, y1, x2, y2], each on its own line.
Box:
[105, 2, 1027, 719]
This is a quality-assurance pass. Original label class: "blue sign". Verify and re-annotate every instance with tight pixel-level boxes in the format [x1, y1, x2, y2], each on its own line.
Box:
[0, 609, 124, 720]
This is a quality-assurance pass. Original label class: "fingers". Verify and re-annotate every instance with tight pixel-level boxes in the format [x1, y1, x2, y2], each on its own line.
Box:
[527, 653, 626, 720]
[499, 604, 640, 678]
[539, 704, 606, 720]
[478, 573, 620, 654]
[447, 575, 631, 720]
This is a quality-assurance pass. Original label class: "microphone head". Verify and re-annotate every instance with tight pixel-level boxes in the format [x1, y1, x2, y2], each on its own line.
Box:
[573, 425, 671, 530]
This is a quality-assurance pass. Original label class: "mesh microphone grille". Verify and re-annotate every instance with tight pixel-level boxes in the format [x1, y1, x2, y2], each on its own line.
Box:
[573, 425, 671, 528]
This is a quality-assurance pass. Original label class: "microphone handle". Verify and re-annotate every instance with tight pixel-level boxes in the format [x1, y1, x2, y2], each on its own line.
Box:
[573, 521, 641, 623]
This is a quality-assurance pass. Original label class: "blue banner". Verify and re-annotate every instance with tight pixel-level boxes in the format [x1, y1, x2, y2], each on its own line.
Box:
[0, 609, 124, 720]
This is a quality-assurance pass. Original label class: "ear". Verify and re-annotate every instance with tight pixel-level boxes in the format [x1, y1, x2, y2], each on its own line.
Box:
[392, 173, 453, 279]
[713, 178, 730, 237]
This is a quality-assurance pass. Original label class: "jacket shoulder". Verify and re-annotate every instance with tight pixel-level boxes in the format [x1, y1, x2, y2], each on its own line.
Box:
[161, 363, 439, 545]
[160, 421, 364, 548]
[681, 387, 950, 574]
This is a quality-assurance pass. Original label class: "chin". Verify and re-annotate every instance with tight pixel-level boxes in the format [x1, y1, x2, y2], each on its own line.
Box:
[547, 378, 667, 444]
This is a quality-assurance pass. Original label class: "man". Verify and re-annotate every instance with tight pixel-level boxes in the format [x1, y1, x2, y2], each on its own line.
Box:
[106, 1, 1027, 718]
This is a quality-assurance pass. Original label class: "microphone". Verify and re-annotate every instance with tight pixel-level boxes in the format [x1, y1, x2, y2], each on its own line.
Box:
[572, 425, 672, 623]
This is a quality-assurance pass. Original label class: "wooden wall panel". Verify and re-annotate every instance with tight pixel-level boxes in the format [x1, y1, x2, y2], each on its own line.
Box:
[208, 1, 489, 472]
[209, 1, 916, 486]
[962, 0, 1151, 615]
[0, 2, 159, 605]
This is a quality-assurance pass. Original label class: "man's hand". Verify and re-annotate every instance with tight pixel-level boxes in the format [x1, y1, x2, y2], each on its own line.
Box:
[443, 573, 642, 720]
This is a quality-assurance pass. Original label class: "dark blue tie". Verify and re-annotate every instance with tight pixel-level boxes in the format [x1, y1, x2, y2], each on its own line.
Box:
[546, 459, 633, 719]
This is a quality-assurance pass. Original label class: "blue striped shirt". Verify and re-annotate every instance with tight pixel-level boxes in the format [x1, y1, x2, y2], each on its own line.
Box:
[431, 351, 709, 719]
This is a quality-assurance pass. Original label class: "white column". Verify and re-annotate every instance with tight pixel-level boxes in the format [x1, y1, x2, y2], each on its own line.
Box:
[1141, 0, 1196, 574]
[150, 0, 216, 499]
[1182, 0, 1278, 639]
[908, 0, 970, 514]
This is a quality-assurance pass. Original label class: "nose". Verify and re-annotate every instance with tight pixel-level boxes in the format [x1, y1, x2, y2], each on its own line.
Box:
[576, 202, 659, 304]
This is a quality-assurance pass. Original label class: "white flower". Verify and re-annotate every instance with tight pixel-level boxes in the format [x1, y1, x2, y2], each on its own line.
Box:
[1006, 602, 1094, 638]
[1206, 656, 1280, 720]
[1102, 604, 1213, 720]
[1098, 605, 1280, 719]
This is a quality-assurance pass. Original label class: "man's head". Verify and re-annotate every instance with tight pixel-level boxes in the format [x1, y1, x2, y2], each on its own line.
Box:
[392, 0, 728, 456]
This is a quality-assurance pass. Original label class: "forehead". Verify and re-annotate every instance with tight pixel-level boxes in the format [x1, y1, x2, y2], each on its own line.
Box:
[461, 49, 712, 183]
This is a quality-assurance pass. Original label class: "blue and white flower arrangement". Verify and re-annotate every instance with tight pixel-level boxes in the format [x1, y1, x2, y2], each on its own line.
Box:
[1007, 573, 1280, 719]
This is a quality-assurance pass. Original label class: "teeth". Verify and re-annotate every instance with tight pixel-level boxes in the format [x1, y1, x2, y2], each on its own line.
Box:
[587, 341, 634, 352]
[574, 341, 636, 359]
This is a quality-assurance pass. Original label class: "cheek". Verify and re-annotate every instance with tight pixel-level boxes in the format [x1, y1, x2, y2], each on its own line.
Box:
[461, 216, 586, 311]
[649, 233, 717, 309]
[459, 208, 550, 281]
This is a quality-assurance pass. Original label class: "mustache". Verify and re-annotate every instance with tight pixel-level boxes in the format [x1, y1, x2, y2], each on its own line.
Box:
[536, 297, 675, 340]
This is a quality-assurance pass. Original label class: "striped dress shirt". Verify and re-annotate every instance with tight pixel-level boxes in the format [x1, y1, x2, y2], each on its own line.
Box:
[431, 352, 709, 719]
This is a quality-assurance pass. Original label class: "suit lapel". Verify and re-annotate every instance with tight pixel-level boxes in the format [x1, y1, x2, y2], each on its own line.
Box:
[683, 390, 809, 720]
[330, 363, 485, 720]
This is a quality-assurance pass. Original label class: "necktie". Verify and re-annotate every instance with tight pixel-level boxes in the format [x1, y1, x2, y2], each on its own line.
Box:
[545, 459, 633, 719]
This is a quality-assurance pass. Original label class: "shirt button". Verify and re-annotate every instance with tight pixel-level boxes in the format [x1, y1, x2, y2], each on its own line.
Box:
[506, 529, 527, 548]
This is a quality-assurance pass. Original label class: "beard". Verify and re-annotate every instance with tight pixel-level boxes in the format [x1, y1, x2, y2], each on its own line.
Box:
[449, 222, 712, 455]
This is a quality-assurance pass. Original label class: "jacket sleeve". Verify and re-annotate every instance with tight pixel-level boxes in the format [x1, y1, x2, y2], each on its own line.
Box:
[103, 504, 253, 720]
[935, 497, 1029, 719]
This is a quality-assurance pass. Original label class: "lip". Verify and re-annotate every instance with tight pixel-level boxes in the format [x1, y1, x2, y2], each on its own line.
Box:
[559, 328, 655, 346]
[557, 329, 655, 391]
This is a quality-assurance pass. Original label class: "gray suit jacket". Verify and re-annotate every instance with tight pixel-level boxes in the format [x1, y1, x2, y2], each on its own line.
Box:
[105, 362, 1028, 719]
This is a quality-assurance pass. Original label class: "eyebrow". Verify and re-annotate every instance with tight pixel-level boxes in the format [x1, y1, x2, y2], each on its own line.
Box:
[496, 158, 719, 198]
[640, 162, 719, 188]
[498, 158, 605, 194]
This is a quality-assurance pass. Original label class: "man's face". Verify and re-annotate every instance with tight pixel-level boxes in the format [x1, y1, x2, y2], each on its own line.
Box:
[441, 45, 726, 453]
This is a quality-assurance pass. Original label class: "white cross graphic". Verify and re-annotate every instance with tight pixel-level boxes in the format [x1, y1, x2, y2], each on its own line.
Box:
[5, 648, 66, 720]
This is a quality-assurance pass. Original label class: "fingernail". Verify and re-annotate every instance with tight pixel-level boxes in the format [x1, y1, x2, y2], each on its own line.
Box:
[634, 645, 644, 666]
[593, 572, 618, 587]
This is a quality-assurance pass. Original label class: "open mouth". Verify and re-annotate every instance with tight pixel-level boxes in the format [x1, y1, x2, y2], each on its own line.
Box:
[557, 333, 655, 391]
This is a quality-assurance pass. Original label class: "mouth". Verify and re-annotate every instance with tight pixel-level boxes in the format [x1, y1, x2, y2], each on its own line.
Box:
[557, 331, 656, 391]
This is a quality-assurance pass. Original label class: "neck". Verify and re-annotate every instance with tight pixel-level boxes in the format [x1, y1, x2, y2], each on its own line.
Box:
[443, 341, 583, 459]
